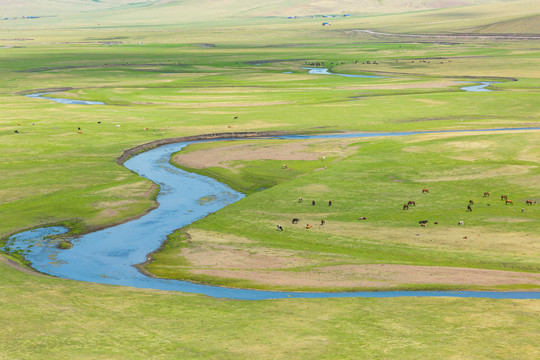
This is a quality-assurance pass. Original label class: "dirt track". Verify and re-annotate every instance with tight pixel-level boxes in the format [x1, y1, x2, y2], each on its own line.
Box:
[356, 29, 540, 40]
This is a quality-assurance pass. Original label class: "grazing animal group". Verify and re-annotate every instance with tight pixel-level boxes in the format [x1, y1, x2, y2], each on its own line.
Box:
[401, 188, 535, 228]
[283, 198, 333, 231]
[281, 188, 535, 232]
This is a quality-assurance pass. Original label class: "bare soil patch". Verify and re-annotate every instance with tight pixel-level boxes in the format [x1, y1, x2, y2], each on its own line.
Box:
[180, 228, 540, 289]
[191, 265, 540, 289]
[173, 138, 357, 169]
[0, 255, 48, 277]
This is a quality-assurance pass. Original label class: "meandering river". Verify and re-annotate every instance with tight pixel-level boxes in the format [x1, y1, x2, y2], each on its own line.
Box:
[4, 129, 540, 300]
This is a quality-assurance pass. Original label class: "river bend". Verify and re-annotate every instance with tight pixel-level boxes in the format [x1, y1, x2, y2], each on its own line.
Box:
[4, 130, 540, 300]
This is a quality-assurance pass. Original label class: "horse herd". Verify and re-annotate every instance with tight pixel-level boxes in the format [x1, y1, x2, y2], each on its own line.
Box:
[278, 189, 536, 231]
[401, 189, 536, 226]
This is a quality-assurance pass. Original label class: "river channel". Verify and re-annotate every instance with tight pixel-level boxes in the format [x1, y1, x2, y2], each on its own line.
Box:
[4, 129, 540, 300]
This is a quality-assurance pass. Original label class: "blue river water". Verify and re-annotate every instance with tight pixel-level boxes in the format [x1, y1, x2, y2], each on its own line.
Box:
[25, 92, 106, 105]
[305, 67, 384, 78]
[4, 129, 540, 300]
[306, 67, 494, 91]
[24, 70, 490, 108]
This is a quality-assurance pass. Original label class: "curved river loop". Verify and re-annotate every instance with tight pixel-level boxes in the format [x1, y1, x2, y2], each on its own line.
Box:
[4, 70, 539, 300]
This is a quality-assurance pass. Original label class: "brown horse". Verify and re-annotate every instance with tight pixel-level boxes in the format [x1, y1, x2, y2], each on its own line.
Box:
[506, 200, 513, 205]
[408, 200, 416, 206]
[501, 195, 507, 201]
[526, 200, 533, 205]
[467, 205, 472, 212]
[469, 200, 474, 205]
[403, 204, 409, 210]
[422, 188, 429, 194]
[483, 192, 490, 197]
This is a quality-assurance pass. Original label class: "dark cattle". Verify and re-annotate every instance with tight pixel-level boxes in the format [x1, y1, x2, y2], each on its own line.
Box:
[418, 220, 428, 225]
[483, 192, 490, 197]
[292, 218, 299, 224]
[277, 224, 284, 231]
[506, 200, 513, 205]
[298, 197, 303, 203]
[320, 219, 325, 225]
[469, 200, 474, 205]
[97, 121, 101, 124]
[408, 201, 416, 206]
[312, 200, 316, 206]
[458, 221, 464, 225]
[526, 200, 533, 205]
[422, 188, 429, 194]
[234, 116, 238, 120]
[501, 195, 507, 201]
[467, 205, 472, 212]
[78, 127, 81, 130]
[403, 204, 409, 210]
[328, 200, 332, 206]
[14, 130, 18, 134]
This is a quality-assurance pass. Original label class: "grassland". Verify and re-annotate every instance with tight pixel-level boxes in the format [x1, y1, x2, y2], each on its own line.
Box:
[1, 0, 539, 358]
[1, 260, 538, 359]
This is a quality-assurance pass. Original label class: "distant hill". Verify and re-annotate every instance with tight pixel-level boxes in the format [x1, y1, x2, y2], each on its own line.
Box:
[0, 0, 147, 17]
[0, 0, 515, 17]
[2, 0, 538, 35]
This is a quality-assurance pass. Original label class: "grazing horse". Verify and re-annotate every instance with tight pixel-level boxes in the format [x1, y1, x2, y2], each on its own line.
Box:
[506, 200, 513, 205]
[328, 200, 332, 206]
[467, 205, 472, 212]
[306, 224, 312, 229]
[526, 200, 533, 205]
[292, 218, 299, 224]
[469, 200, 474, 205]
[234, 116, 238, 120]
[77, 131, 82, 134]
[422, 188, 429, 194]
[458, 221, 464, 225]
[408, 201, 416, 206]
[501, 195, 507, 201]
[418, 220, 428, 226]
[312, 200, 316, 206]
[320, 219, 325, 225]
[483, 192, 490, 197]
[403, 204, 409, 210]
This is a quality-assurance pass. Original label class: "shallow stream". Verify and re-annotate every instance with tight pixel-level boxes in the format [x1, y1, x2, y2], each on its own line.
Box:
[4, 130, 540, 300]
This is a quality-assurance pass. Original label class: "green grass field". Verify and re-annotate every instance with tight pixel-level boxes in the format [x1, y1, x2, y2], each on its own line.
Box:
[1, 0, 539, 358]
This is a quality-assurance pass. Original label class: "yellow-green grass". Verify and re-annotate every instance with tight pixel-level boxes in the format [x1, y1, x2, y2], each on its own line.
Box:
[0, 3, 539, 357]
[1, 260, 539, 360]
[147, 132, 540, 291]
